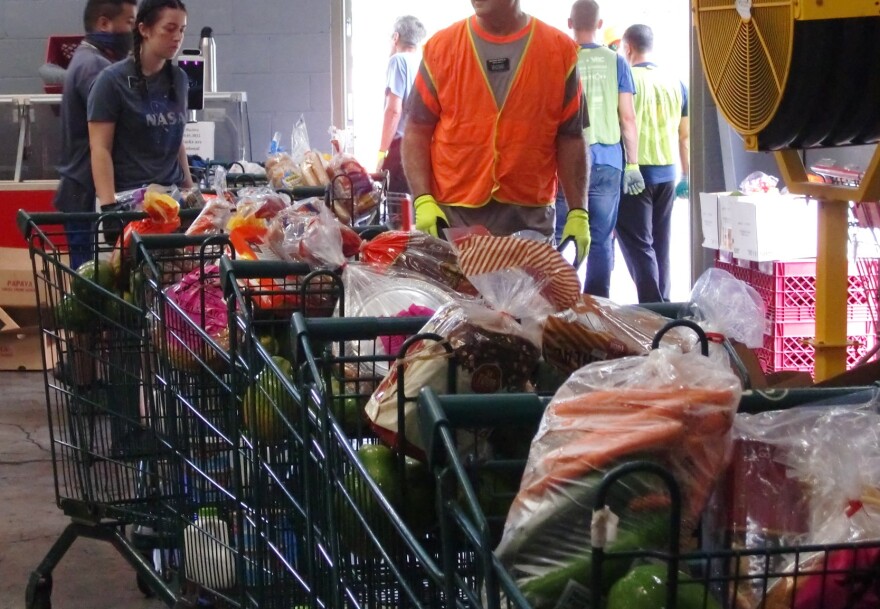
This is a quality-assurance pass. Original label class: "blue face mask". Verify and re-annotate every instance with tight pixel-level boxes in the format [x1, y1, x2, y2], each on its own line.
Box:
[87, 31, 134, 60]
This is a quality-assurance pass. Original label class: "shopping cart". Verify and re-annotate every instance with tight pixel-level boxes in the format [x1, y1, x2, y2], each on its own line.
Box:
[16, 209, 202, 609]
[134, 239, 354, 607]
[248, 310, 451, 608]
[417, 382, 880, 609]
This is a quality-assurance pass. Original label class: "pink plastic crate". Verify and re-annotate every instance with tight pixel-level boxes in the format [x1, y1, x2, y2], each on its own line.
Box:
[756, 333, 878, 376]
[44, 35, 83, 94]
[749, 259, 878, 322]
[714, 259, 752, 284]
[766, 319, 875, 338]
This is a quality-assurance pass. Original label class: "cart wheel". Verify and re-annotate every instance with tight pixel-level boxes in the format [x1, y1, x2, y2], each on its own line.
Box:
[25, 572, 52, 609]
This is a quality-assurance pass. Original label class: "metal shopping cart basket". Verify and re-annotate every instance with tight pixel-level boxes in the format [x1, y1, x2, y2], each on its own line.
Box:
[135, 244, 350, 608]
[417, 379, 880, 609]
[16, 209, 206, 609]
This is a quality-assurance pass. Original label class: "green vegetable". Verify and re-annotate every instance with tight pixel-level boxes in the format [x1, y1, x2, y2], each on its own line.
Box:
[607, 563, 721, 609]
[519, 510, 671, 606]
[243, 356, 297, 443]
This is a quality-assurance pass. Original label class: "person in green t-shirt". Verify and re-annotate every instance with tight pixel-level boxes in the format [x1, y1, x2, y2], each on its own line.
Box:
[555, 0, 642, 297]
[615, 24, 689, 303]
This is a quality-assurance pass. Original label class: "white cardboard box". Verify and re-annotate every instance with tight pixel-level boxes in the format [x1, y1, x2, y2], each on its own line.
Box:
[717, 194, 743, 253]
[699, 192, 730, 250]
[726, 194, 818, 262]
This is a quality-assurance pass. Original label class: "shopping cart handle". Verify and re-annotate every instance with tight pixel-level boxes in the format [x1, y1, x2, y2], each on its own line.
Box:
[296, 315, 431, 342]
[277, 186, 328, 200]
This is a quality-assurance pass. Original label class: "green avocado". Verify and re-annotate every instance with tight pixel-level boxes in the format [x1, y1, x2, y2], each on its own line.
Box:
[606, 563, 721, 609]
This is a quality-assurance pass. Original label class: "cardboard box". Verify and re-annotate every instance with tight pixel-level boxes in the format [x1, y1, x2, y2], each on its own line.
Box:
[720, 194, 817, 262]
[0, 247, 40, 308]
[717, 194, 742, 253]
[700, 191, 744, 251]
[0, 306, 45, 371]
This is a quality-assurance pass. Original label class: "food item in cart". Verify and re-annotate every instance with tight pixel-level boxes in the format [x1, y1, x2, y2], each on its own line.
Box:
[243, 356, 297, 444]
[542, 295, 696, 375]
[328, 153, 380, 223]
[185, 195, 233, 236]
[340, 443, 437, 555]
[110, 191, 181, 278]
[157, 265, 230, 372]
[496, 348, 741, 609]
[365, 296, 543, 457]
[360, 231, 478, 297]
[72, 259, 119, 305]
[606, 563, 721, 609]
[55, 294, 91, 332]
[457, 234, 581, 311]
[763, 547, 880, 609]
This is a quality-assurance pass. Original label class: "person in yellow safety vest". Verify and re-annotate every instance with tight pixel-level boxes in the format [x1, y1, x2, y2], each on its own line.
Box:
[615, 24, 690, 303]
[555, 0, 642, 297]
[402, 0, 592, 267]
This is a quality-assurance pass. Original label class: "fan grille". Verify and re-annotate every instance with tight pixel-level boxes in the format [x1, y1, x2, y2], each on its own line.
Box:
[694, 0, 795, 135]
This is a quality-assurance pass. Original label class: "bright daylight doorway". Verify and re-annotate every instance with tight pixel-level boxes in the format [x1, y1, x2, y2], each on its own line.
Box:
[346, 0, 692, 303]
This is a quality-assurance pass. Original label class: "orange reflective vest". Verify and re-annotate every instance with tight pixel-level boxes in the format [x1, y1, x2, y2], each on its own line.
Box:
[418, 17, 581, 207]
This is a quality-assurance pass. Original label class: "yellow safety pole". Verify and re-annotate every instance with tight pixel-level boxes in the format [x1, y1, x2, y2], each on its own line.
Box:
[813, 199, 851, 380]
[775, 147, 880, 381]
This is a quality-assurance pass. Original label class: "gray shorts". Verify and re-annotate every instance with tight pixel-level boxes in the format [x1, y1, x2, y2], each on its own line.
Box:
[442, 200, 555, 239]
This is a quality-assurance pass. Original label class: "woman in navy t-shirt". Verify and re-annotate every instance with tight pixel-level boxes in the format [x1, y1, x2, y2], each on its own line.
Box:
[88, 0, 193, 209]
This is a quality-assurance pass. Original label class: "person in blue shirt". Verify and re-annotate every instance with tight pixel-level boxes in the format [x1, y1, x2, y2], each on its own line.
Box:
[615, 24, 689, 303]
[52, 0, 136, 268]
[88, 0, 193, 211]
[376, 15, 427, 195]
[557, 0, 643, 297]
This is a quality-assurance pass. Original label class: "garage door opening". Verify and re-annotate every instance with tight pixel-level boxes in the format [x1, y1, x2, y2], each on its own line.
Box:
[345, 0, 691, 302]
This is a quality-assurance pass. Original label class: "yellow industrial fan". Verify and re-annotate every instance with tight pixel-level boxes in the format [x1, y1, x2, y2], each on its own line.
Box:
[693, 0, 880, 380]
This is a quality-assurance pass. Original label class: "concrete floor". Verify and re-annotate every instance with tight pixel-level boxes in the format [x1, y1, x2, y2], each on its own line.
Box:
[0, 371, 165, 609]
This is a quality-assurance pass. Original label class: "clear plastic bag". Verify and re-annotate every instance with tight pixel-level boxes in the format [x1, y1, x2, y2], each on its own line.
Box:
[683, 267, 766, 349]
[542, 295, 698, 374]
[729, 396, 880, 609]
[739, 171, 780, 194]
[279, 201, 359, 269]
[495, 348, 741, 609]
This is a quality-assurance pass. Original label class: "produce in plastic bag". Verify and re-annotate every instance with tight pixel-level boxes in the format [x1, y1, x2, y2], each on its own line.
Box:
[359, 230, 478, 297]
[542, 294, 697, 374]
[154, 264, 229, 372]
[277, 201, 361, 268]
[110, 190, 181, 277]
[365, 267, 551, 457]
[496, 348, 741, 609]
[682, 267, 766, 349]
[328, 153, 379, 224]
[727, 397, 880, 609]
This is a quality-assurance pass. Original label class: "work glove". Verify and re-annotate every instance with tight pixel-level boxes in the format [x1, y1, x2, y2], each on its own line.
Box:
[675, 176, 690, 199]
[413, 194, 449, 239]
[623, 163, 646, 196]
[560, 208, 591, 268]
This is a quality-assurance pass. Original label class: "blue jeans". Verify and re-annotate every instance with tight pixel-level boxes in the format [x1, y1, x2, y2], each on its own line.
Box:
[555, 164, 623, 297]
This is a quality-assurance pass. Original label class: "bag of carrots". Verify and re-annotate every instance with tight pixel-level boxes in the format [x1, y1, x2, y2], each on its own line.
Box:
[495, 347, 742, 609]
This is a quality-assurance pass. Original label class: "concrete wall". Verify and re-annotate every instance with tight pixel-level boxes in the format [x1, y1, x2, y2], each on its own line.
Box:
[0, 0, 334, 161]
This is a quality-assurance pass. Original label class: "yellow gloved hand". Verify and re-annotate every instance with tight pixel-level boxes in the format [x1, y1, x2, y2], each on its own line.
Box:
[413, 194, 449, 238]
[560, 208, 591, 268]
